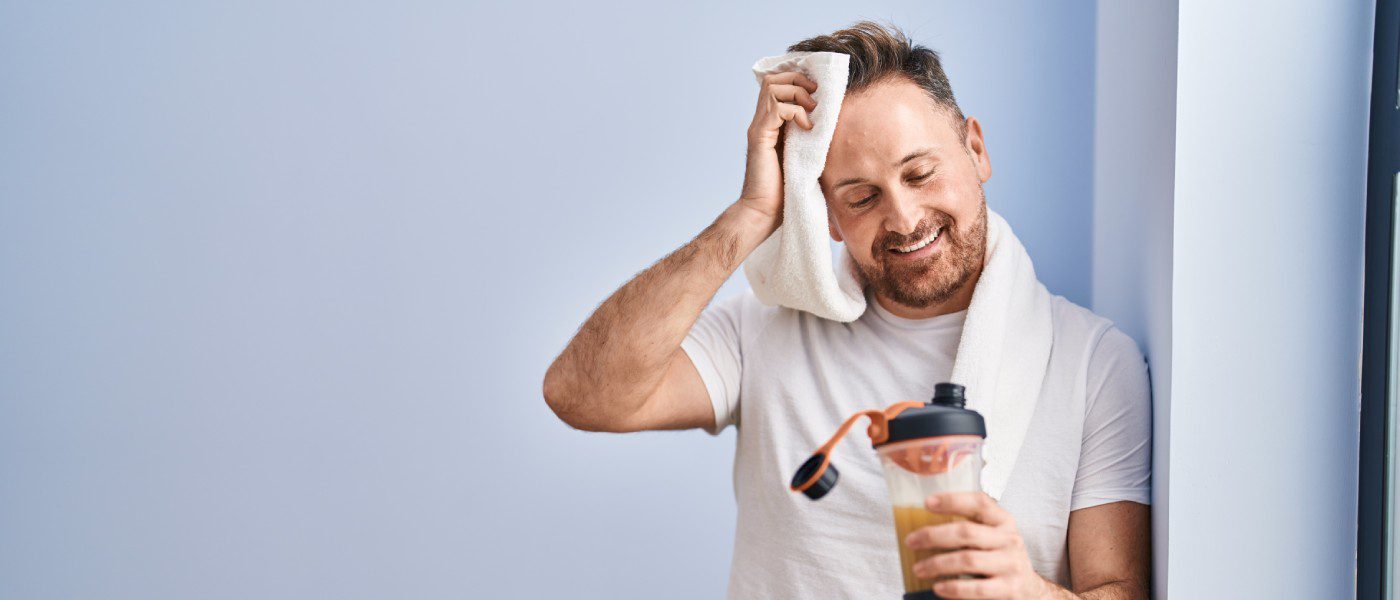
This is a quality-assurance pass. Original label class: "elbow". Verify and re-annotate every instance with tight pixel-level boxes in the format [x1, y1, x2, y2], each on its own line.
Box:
[542, 369, 607, 432]
[543, 378, 640, 434]
[542, 369, 573, 422]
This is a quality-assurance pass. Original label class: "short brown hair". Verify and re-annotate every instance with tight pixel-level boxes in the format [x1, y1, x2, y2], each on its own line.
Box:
[789, 21, 966, 141]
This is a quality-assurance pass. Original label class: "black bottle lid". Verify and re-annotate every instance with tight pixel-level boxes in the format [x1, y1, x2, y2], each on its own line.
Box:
[876, 383, 987, 446]
[790, 453, 839, 500]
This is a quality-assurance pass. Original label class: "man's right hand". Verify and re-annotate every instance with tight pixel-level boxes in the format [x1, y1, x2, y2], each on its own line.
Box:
[738, 71, 819, 234]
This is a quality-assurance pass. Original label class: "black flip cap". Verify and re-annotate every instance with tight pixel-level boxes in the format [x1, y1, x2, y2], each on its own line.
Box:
[791, 453, 839, 500]
[877, 383, 987, 446]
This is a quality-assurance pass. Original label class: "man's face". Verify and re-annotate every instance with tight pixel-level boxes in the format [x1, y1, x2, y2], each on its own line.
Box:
[819, 76, 993, 310]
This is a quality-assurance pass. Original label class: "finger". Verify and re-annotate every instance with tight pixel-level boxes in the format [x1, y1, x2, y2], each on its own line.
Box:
[926, 491, 1014, 527]
[914, 549, 1014, 580]
[776, 103, 814, 130]
[747, 101, 790, 146]
[932, 576, 1010, 600]
[906, 519, 1013, 552]
[764, 71, 818, 93]
[768, 83, 818, 112]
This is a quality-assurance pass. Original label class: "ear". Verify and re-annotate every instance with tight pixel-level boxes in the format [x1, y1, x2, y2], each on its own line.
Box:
[963, 116, 992, 183]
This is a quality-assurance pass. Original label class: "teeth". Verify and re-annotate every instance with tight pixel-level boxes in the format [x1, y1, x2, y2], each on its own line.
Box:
[893, 228, 941, 253]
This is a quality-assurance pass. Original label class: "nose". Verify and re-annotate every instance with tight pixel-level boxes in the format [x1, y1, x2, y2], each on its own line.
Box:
[882, 188, 923, 237]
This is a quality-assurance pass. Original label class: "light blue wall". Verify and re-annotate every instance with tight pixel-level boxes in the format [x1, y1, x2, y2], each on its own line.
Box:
[1166, 0, 1372, 597]
[0, 2, 1096, 598]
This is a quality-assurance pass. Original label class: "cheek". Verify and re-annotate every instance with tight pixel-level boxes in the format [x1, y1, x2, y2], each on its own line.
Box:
[931, 178, 981, 223]
[952, 172, 984, 204]
[927, 179, 966, 207]
[840, 217, 885, 259]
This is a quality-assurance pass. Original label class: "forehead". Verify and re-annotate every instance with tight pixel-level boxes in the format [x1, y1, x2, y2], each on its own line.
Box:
[825, 77, 959, 175]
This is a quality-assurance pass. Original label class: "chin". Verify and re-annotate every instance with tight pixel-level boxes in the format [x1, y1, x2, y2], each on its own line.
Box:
[887, 266, 969, 305]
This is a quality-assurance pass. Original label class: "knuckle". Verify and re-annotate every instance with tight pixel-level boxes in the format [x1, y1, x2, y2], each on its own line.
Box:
[928, 551, 949, 568]
[954, 522, 975, 539]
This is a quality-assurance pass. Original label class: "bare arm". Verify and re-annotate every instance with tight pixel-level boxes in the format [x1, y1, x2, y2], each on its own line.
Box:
[1042, 501, 1152, 599]
[542, 71, 821, 433]
[542, 203, 773, 432]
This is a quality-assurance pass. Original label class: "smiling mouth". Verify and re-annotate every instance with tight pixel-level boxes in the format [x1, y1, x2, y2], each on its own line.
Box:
[888, 227, 942, 255]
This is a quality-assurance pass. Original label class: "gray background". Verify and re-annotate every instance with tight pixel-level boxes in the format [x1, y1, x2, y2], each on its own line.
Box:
[0, 1, 1097, 598]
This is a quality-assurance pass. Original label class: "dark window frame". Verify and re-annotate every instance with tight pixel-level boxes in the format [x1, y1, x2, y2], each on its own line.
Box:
[1359, 0, 1399, 598]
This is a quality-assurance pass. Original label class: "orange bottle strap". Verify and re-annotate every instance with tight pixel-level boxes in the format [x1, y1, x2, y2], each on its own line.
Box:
[791, 400, 926, 495]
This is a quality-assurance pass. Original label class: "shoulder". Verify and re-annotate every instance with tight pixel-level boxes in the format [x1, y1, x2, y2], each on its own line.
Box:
[711, 286, 781, 321]
[1045, 296, 1151, 424]
[1047, 294, 1147, 377]
[1048, 295, 1114, 350]
[704, 286, 792, 341]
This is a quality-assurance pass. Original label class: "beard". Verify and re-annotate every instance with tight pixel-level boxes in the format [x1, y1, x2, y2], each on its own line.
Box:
[850, 189, 988, 310]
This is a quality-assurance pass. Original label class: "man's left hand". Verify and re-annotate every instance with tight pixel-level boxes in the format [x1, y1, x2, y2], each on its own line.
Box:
[905, 491, 1051, 600]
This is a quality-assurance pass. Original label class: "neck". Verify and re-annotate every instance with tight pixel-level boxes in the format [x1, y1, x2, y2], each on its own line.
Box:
[873, 268, 982, 320]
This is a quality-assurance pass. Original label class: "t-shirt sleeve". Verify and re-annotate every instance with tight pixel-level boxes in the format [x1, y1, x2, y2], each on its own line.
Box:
[1070, 326, 1153, 511]
[678, 290, 749, 436]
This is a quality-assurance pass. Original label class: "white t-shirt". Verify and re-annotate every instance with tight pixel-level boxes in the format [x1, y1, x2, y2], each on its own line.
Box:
[680, 285, 1151, 599]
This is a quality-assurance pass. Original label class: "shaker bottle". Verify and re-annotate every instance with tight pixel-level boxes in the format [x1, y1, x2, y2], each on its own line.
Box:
[789, 383, 988, 600]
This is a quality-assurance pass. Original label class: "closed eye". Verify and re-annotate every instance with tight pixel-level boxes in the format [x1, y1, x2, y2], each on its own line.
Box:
[850, 169, 933, 208]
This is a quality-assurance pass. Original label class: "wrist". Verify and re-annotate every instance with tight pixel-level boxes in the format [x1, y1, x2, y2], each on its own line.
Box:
[728, 200, 784, 248]
[727, 198, 780, 241]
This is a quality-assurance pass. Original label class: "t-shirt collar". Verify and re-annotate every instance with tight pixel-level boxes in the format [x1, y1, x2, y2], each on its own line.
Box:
[865, 287, 968, 331]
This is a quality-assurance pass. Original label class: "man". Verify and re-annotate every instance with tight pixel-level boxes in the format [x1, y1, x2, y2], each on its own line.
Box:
[543, 21, 1151, 600]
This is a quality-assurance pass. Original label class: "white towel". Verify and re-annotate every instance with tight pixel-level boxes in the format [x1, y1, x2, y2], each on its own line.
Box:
[746, 52, 1052, 502]
[950, 209, 1054, 502]
[744, 51, 867, 322]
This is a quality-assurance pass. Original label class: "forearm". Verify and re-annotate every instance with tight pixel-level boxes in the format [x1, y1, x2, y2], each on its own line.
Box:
[543, 201, 774, 429]
[1039, 577, 1148, 600]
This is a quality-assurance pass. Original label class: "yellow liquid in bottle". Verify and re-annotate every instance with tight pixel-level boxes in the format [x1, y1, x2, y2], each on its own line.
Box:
[891, 506, 971, 593]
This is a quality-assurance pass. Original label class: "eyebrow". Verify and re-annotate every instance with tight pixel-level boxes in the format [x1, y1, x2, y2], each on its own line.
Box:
[830, 147, 939, 191]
